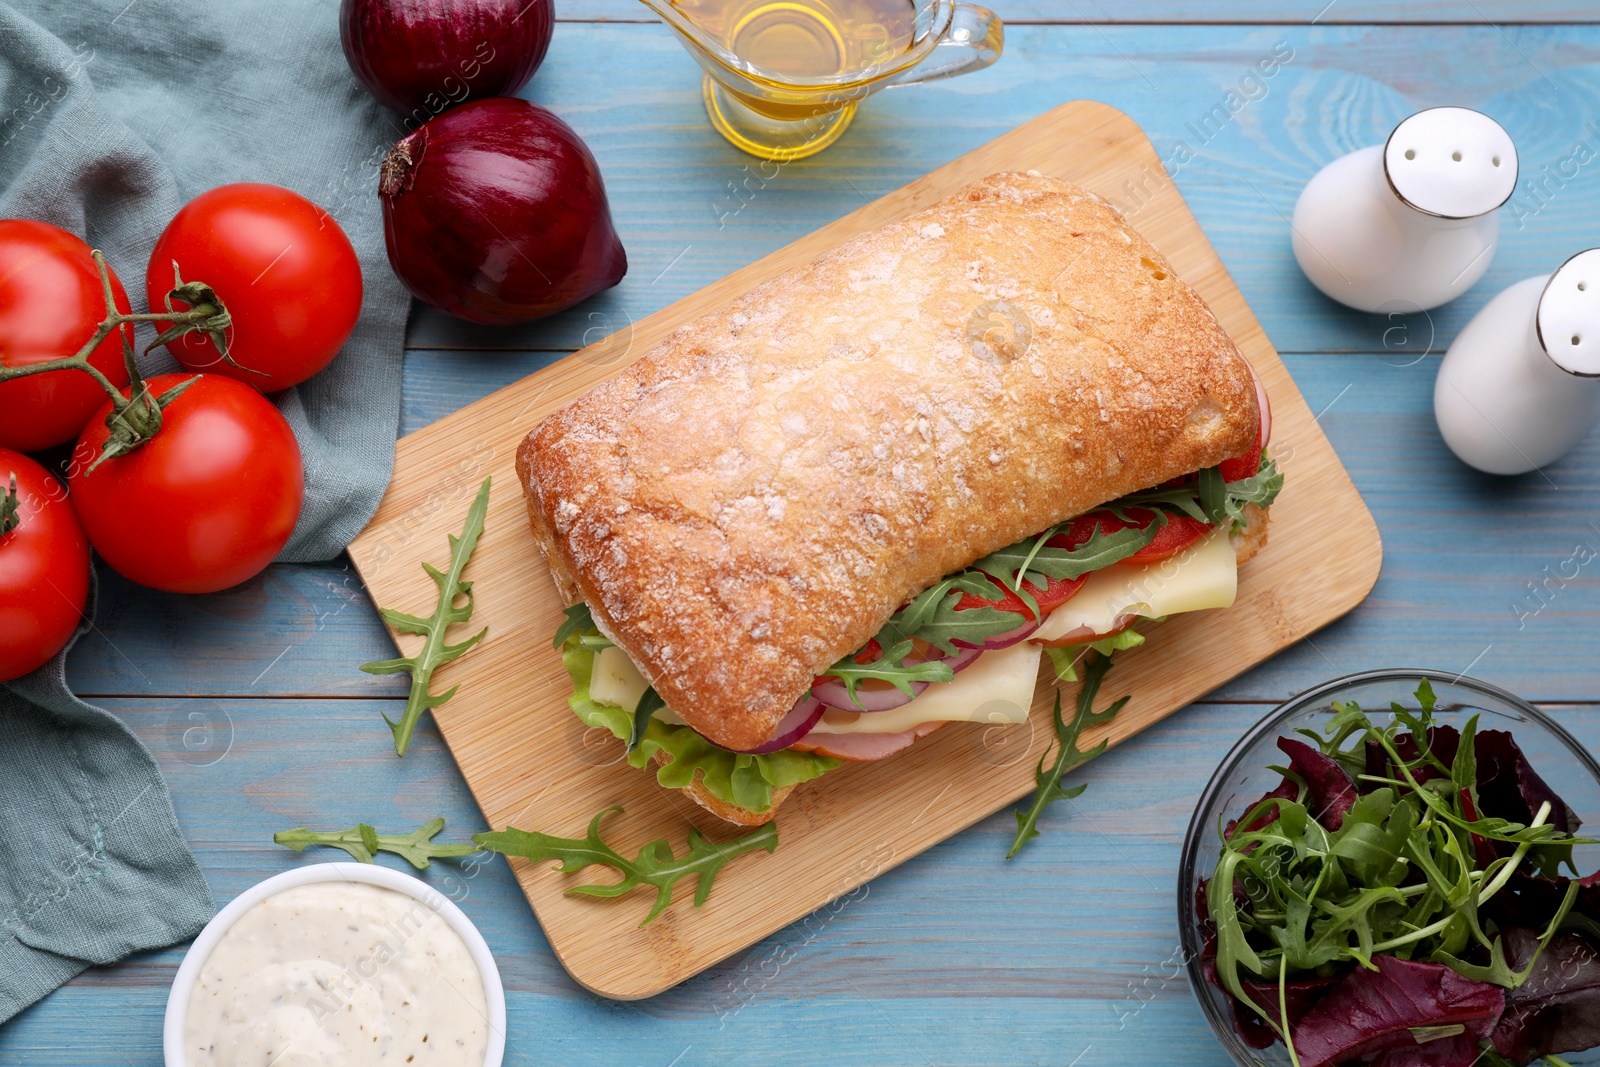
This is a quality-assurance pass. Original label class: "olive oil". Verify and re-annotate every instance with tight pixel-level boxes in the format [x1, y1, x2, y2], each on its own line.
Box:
[672, 0, 919, 80]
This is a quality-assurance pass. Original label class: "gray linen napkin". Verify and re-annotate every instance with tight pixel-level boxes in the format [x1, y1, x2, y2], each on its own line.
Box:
[0, 0, 410, 1022]
[0, 576, 214, 1025]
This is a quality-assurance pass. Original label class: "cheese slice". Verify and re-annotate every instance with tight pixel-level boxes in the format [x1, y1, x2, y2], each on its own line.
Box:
[590, 645, 650, 711]
[806, 640, 1041, 735]
[590, 645, 685, 723]
[1032, 526, 1238, 643]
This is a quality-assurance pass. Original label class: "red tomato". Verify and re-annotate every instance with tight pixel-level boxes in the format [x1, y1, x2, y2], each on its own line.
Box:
[1219, 369, 1271, 482]
[0, 220, 132, 450]
[147, 184, 362, 392]
[68, 374, 304, 593]
[1051, 508, 1213, 567]
[955, 572, 1087, 620]
[0, 448, 90, 681]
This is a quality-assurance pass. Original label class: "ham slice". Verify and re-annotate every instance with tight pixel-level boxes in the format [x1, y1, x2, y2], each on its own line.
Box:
[791, 721, 948, 761]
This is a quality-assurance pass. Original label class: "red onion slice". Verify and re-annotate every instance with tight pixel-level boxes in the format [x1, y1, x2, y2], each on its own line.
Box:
[734, 694, 824, 754]
[1251, 362, 1272, 447]
[813, 676, 927, 712]
[958, 616, 1042, 650]
[938, 644, 984, 673]
[812, 643, 983, 712]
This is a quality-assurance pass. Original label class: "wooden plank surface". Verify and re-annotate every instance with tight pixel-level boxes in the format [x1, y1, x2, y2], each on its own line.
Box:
[346, 99, 1381, 999]
[8, 15, 1600, 1066]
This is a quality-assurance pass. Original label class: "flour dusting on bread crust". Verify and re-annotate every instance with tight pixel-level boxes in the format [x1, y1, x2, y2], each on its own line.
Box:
[517, 172, 1259, 752]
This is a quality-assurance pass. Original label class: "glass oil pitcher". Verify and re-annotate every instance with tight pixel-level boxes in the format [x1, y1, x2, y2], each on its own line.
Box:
[638, 0, 1002, 161]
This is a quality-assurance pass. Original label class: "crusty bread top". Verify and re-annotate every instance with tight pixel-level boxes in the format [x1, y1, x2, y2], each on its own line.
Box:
[517, 172, 1259, 752]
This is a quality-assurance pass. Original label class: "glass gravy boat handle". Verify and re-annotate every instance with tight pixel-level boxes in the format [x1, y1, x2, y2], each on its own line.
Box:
[888, 3, 1003, 86]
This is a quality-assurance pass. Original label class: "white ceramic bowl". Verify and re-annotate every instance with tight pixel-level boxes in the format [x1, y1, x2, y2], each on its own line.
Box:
[163, 863, 506, 1067]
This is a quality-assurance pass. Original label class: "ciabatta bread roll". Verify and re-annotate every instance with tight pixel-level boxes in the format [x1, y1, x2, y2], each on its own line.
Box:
[518, 171, 1259, 754]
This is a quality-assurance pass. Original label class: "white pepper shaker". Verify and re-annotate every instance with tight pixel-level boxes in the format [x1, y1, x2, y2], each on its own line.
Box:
[1292, 107, 1518, 313]
[1434, 249, 1600, 475]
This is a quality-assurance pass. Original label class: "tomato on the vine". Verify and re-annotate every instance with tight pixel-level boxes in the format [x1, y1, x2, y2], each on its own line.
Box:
[147, 184, 362, 392]
[69, 373, 304, 594]
[0, 448, 90, 681]
[0, 220, 132, 451]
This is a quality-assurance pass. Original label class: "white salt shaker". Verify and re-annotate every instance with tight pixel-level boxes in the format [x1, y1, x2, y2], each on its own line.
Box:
[1434, 249, 1600, 475]
[1292, 107, 1518, 313]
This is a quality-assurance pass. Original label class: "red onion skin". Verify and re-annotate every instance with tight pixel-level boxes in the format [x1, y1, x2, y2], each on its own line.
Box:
[380, 97, 627, 324]
[339, 0, 553, 117]
[732, 695, 824, 755]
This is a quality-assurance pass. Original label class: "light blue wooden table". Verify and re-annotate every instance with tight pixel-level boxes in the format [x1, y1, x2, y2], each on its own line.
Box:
[7, 3, 1600, 1064]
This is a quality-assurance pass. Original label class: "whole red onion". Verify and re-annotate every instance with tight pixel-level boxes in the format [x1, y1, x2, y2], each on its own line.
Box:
[339, 0, 553, 119]
[379, 97, 627, 324]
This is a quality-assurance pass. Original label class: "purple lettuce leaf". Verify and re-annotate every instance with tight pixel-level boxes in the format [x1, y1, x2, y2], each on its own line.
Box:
[1490, 926, 1600, 1062]
[1278, 737, 1357, 831]
[1365, 725, 1461, 792]
[1474, 729, 1580, 836]
[1364, 1031, 1482, 1067]
[1224, 776, 1300, 840]
[1289, 956, 1504, 1067]
[1203, 960, 1343, 1050]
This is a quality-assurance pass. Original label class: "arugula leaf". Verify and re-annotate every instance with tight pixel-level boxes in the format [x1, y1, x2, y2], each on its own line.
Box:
[818, 639, 955, 706]
[553, 602, 595, 649]
[1007, 652, 1129, 858]
[475, 806, 778, 926]
[628, 687, 664, 755]
[1111, 455, 1283, 530]
[970, 519, 1160, 596]
[361, 476, 491, 756]
[274, 817, 481, 869]
[875, 572, 1006, 652]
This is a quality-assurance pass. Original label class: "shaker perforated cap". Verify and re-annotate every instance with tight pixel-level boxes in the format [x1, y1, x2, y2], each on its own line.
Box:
[1538, 248, 1600, 376]
[1383, 107, 1518, 219]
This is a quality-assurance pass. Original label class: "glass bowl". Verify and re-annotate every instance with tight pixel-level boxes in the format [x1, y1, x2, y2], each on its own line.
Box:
[1177, 669, 1600, 1067]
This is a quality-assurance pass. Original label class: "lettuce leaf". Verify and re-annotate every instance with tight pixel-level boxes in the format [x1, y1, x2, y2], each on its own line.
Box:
[562, 636, 840, 814]
[1043, 625, 1150, 685]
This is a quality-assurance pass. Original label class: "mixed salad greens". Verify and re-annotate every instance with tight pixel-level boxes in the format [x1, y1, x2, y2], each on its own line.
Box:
[1202, 680, 1600, 1067]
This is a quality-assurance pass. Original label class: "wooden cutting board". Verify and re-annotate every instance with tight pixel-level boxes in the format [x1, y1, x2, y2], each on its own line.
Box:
[347, 100, 1382, 1000]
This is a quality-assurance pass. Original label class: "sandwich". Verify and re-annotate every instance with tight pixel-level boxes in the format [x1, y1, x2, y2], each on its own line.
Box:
[516, 171, 1282, 826]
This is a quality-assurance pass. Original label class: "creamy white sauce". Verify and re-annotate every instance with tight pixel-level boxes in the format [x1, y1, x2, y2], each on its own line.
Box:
[184, 882, 489, 1067]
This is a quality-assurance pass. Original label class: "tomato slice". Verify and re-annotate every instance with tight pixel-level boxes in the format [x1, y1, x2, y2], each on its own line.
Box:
[1048, 508, 1212, 567]
[1121, 513, 1213, 565]
[954, 571, 1085, 621]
